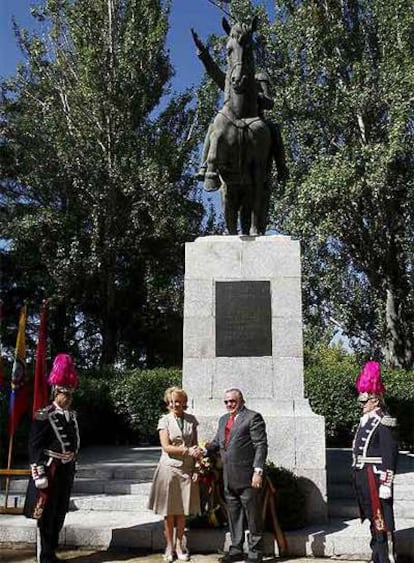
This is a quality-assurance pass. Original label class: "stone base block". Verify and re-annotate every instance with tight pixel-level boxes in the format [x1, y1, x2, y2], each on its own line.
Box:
[195, 406, 327, 524]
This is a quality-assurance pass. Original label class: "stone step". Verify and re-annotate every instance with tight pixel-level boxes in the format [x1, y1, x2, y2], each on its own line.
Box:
[76, 465, 156, 481]
[328, 482, 414, 500]
[1, 477, 154, 496]
[1, 482, 153, 512]
[0, 463, 157, 484]
[326, 450, 414, 484]
[328, 498, 414, 520]
[328, 499, 359, 519]
[0, 493, 25, 509]
[286, 517, 414, 558]
[327, 471, 414, 488]
[0, 513, 413, 558]
[74, 478, 153, 495]
[70, 493, 151, 512]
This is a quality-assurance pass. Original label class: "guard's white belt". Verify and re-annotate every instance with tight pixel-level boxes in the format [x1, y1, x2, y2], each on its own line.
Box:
[44, 449, 72, 460]
[356, 456, 382, 464]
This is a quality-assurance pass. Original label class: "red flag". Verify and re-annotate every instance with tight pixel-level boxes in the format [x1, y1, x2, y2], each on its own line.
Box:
[9, 305, 29, 435]
[33, 301, 49, 416]
[0, 300, 4, 390]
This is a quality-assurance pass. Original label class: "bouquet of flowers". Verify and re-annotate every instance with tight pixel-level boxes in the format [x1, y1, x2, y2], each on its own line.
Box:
[188, 443, 227, 528]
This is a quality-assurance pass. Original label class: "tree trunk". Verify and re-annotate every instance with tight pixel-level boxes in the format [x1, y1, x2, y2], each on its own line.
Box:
[383, 285, 413, 369]
[100, 248, 118, 366]
[50, 301, 68, 357]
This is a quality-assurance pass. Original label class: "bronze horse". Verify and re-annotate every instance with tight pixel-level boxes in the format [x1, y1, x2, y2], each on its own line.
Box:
[204, 17, 271, 236]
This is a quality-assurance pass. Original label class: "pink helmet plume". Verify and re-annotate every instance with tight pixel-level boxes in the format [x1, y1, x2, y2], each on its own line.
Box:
[48, 353, 78, 389]
[355, 361, 385, 395]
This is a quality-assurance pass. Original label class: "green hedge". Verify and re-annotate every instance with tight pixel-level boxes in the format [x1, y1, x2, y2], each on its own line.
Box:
[73, 367, 181, 446]
[109, 368, 181, 444]
[73, 373, 123, 446]
[304, 346, 414, 450]
[2, 350, 412, 452]
[73, 354, 413, 450]
[265, 463, 307, 530]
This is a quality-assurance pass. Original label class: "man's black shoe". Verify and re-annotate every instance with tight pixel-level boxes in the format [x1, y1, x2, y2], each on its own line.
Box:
[219, 554, 245, 563]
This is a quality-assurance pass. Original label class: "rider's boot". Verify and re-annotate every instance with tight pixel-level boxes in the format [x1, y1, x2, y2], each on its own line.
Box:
[204, 171, 221, 192]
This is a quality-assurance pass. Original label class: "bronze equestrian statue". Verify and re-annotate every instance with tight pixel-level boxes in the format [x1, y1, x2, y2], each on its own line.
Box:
[192, 17, 288, 236]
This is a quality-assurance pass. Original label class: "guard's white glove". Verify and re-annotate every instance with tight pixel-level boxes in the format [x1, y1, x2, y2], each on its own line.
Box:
[35, 476, 48, 489]
[379, 484, 392, 499]
[31, 464, 48, 489]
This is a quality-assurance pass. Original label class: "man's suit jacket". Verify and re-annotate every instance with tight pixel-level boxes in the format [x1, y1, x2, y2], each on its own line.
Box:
[210, 406, 268, 490]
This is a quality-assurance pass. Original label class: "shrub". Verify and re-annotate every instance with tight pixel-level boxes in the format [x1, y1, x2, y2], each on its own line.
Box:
[73, 372, 123, 446]
[304, 346, 414, 450]
[265, 463, 307, 530]
[304, 348, 360, 446]
[188, 458, 307, 531]
[109, 367, 181, 444]
[73, 367, 181, 446]
[381, 368, 414, 451]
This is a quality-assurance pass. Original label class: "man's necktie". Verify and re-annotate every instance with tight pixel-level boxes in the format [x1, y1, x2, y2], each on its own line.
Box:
[225, 414, 235, 446]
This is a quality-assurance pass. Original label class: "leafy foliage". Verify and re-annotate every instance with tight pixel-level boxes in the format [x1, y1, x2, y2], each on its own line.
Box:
[264, 0, 414, 367]
[304, 344, 414, 449]
[0, 0, 205, 367]
[203, 0, 414, 367]
[73, 366, 181, 445]
[265, 463, 307, 530]
[305, 345, 361, 444]
[108, 366, 181, 443]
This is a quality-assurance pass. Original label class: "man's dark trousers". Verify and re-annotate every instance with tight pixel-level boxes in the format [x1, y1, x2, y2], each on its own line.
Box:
[226, 485, 263, 562]
[38, 462, 75, 563]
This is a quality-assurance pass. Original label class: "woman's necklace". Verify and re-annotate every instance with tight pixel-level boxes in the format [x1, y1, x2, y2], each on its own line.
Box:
[176, 415, 184, 431]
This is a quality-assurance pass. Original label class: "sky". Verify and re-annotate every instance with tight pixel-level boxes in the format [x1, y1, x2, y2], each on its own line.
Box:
[0, 0, 275, 92]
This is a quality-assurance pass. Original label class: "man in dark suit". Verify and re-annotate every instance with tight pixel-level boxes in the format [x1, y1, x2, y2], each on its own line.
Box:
[207, 388, 268, 563]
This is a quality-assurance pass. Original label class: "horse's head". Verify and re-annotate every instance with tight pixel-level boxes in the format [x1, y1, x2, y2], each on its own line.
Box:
[223, 16, 258, 94]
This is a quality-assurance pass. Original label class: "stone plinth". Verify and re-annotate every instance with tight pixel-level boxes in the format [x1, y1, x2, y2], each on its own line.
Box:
[182, 235, 327, 523]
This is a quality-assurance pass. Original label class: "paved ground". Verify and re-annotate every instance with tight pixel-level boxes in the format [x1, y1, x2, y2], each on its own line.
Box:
[0, 551, 368, 563]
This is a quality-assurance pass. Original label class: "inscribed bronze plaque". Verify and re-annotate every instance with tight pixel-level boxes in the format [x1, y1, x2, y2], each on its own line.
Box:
[215, 281, 272, 357]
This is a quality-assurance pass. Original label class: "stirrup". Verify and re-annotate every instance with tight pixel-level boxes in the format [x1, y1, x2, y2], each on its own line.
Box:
[204, 171, 221, 192]
[195, 166, 207, 180]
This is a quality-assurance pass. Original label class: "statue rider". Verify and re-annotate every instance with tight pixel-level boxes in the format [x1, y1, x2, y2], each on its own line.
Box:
[191, 28, 288, 194]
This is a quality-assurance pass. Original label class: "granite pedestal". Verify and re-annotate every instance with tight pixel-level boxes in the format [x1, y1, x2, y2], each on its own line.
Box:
[182, 235, 327, 523]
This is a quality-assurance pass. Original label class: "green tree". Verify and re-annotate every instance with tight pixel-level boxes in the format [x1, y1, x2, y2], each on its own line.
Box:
[0, 0, 204, 367]
[263, 0, 414, 367]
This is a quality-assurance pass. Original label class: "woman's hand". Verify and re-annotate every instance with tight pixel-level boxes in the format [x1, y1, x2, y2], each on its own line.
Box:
[188, 445, 202, 459]
[192, 472, 199, 482]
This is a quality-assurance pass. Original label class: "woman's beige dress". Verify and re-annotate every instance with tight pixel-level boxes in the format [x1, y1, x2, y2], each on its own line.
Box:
[148, 412, 201, 516]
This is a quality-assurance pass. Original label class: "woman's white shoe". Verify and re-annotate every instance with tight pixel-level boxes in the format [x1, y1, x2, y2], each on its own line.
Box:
[163, 549, 174, 562]
[176, 548, 190, 561]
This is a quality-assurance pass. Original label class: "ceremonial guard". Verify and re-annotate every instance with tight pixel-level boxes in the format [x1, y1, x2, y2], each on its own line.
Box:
[24, 353, 80, 563]
[352, 361, 398, 563]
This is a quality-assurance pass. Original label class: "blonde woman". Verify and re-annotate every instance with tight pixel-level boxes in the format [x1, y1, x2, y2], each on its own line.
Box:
[148, 387, 201, 561]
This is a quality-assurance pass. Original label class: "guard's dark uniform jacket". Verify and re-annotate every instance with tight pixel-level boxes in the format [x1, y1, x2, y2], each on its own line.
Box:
[24, 403, 80, 563]
[352, 407, 398, 563]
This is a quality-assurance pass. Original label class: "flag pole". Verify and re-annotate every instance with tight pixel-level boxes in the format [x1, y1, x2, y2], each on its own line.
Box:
[0, 300, 4, 470]
[1, 303, 29, 513]
[4, 434, 14, 508]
